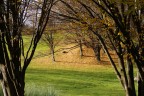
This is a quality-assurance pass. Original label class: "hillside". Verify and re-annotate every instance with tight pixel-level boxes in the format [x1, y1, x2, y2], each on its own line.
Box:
[33, 43, 118, 66]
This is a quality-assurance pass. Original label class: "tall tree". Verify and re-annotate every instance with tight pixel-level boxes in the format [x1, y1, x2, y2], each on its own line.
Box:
[43, 11, 65, 61]
[54, 0, 144, 95]
[90, 0, 144, 96]
[0, 0, 54, 96]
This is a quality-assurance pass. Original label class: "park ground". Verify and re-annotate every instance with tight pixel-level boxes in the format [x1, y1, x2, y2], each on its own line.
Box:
[0, 37, 125, 96]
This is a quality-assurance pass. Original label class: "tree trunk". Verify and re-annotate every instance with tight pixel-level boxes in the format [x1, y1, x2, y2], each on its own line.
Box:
[52, 50, 55, 62]
[127, 55, 136, 96]
[51, 46, 55, 62]
[79, 40, 83, 58]
[93, 45, 101, 62]
[0, 64, 25, 96]
[138, 74, 144, 96]
[0, 70, 9, 96]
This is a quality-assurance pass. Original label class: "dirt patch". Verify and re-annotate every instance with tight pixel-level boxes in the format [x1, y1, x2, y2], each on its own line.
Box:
[53, 45, 117, 65]
[32, 44, 118, 66]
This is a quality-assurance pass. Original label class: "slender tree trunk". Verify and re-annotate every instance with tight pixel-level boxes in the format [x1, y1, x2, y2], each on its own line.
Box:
[50, 44, 55, 62]
[93, 45, 101, 61]
[51, 48, 55, 62]
[117, 56, 130, 96]
[1, 81, 7, 96]
[1, 66, 8, 96]
[138, 73, 144, 96]
[127, 54, 136, 96]
[79, 40, 83, 58]
[0, 72, 7, 96]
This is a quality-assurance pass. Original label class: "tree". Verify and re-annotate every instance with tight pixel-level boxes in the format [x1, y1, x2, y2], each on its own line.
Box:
[0, 0, 54, 96]
[54, 0, 144, 95]
[43, 22, 59, 62]
[53, 0, 103, 61]
[43, 30, 56, 62]
[63, 25, 85, 58]
[89, 0, 144, 96]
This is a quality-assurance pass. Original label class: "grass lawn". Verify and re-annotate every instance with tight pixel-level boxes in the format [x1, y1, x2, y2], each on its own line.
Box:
[1, 63, 125, 96]
[24, 59, 125, 96]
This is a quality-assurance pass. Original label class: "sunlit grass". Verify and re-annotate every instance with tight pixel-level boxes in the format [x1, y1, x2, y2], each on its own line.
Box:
[25, 59, 125, 96]
[0, 58, 125, 96]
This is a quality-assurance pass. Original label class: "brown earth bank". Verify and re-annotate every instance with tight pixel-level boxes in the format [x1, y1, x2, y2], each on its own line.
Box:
[57, 46, 118, 65]
[34, 44, 118, 66]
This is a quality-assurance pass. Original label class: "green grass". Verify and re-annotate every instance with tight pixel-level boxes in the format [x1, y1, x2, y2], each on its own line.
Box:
[24, 64, 125, 96]
[0, 64, 125, 96]
[25, 84, 58, 96]
[0, 88, 3, 96]
[22, 35, 63, 59]
[22, 35, 50, 58]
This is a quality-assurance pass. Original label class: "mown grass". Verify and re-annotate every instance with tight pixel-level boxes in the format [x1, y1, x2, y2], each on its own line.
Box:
[0, 35, 125, 96]
[24, 61, 125, 96]
[0, 63, 125, 96]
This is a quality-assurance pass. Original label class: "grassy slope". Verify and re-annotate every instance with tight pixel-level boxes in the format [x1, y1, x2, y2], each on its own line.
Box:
[25, 56, 125, 96]
[0, 36, 125, 96]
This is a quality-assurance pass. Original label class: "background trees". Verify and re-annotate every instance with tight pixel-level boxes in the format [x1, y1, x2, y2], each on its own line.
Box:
[0, 0, 54, 96]
[52, 0, 144, 96]
[53, 0, 104, 61]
